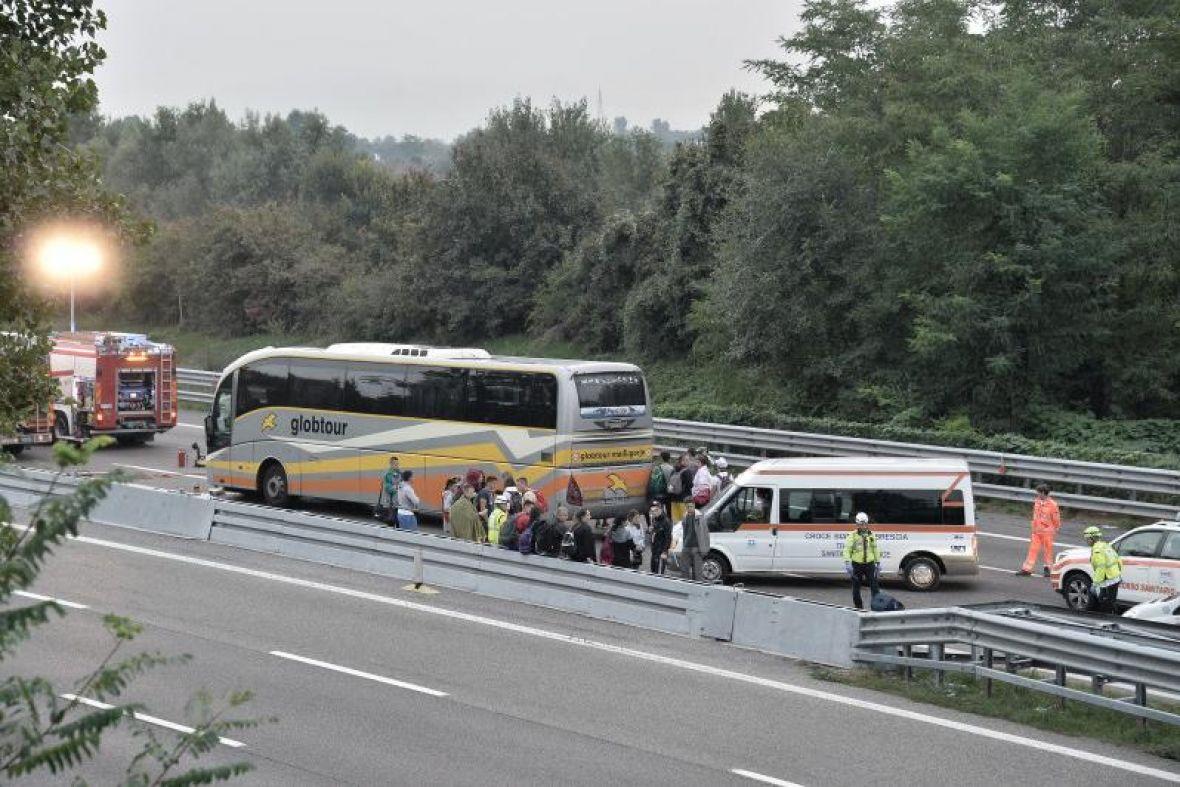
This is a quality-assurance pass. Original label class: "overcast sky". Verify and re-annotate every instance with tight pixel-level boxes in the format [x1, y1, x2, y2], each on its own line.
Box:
[93, 0, 802, 140]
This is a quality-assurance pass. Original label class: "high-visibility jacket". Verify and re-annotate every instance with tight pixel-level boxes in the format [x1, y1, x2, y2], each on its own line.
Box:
[487, 508, 507, 546]
[1090, 540, 1123, 587]
[1031, 497, 1061, 534]
[842, 531, 881, 564]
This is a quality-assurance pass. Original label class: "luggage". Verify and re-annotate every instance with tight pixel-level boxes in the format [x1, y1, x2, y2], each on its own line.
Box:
[870, 591, 905, 612]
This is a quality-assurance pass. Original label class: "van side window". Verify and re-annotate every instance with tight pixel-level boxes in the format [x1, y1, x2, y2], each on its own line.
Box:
[713, 487, 774, 531]
[780, 490, 814, 523]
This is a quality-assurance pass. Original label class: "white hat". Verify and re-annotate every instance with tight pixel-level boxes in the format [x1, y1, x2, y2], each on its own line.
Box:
[715, 457, 728, 470]
[495, 494, 508, 505]
[855, 512, 870, 525]
[522, 490, 538, 504]
[504, 486, 518, 495]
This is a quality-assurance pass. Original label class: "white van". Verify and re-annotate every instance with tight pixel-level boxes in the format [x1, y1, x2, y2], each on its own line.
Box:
[697, 457, 979, 590]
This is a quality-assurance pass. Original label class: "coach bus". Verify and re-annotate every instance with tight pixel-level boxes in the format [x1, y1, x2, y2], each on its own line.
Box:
[203, 343, 652, 517]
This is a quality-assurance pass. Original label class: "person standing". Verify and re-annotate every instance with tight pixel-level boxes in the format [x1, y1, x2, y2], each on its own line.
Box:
[647, 501, 672, 574]
[842, 512, 881, 610]
[1084, 525, 1123, 613]
[378, 456, 401, 525]
[487, 494, 509, 547]
[569, 509, 597, 563]
[449, 484, 486, 543]
[441, 476, 460, 537]
[396, 470, 420, 532]
[679, 500, 710, 581]
[1018, 484, 1061, 576]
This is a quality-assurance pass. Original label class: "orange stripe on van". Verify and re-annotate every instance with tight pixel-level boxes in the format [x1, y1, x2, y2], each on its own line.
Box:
[735, 523, 976, 533]
[752, 469, 966, 477]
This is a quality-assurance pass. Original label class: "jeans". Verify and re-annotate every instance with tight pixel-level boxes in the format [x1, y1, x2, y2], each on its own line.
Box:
[397, 511, 419, 531]
[680, 547, 704, 581]
[851, 562, 880, 610]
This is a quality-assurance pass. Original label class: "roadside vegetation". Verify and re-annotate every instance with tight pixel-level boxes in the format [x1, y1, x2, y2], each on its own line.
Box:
[814, 667, 1180, 761]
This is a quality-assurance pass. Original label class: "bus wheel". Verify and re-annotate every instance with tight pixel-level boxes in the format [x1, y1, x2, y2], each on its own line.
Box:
[902, 556, 941, 591]
[1062, 571, 1093, 612]
[260, 462, 290, 507]
[701, 552, 731, 584]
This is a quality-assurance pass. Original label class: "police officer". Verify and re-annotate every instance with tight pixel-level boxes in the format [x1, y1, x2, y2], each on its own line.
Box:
[1084, 525, 1123, 613]
[842, 512, 881, 610]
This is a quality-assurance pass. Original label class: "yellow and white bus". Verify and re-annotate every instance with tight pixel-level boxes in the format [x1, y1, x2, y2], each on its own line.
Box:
[204, 343, 653, 516]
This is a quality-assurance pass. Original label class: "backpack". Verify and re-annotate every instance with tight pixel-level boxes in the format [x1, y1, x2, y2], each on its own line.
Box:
[648, 464, 667, 497]
[504, 490, 523, 517]
[533, 520, 553, 555]
[517, 524, 535, 555]
[533, 490, 549, 513]
[870, 592, 905, 612]
[667, 467, 684, 497]
[498, 515, 519, 549]
[560, 527, 578, 559]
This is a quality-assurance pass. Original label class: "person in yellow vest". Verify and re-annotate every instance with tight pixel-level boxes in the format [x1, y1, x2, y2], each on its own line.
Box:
[842, 512, 881, 610]
[1084, 525, 1123, 613]
[487, 494, 509, 548]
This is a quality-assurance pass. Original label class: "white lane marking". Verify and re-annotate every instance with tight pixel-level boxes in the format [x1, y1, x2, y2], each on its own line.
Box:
[114, 463, 206, 480]
[980, 565, 1015, 574]
[43, 531, 1180, 783]
[980, 531, 1082, 549]
[61, 693, 245, 748]
[270, 650, 448, 697]
[13, 589, 88, 609]
[732, 769, 805, 787]
[174, 423, 204, 430]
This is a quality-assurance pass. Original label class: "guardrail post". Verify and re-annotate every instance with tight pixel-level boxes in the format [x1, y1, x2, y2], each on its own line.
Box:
[1055, 665, 1067, 710]
[1135, 683, 1148, 730]
[983, 647, 994, 697]
[930, 643, 944, 687]
[413, 549, 424, 590]
[903, 645, 913, 681]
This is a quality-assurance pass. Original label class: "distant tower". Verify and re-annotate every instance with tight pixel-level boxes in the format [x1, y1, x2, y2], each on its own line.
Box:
[596, 87, 606, 127]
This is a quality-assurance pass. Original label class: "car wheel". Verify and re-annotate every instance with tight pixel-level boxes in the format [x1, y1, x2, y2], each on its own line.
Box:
[1062, 571, 1093, 612]
[903, 556, 942, 591]
[259, 462, 290, 507]
[701, 552, 730, 584]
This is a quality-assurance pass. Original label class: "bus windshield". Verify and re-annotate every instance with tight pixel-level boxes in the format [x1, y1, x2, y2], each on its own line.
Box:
[574, 372, 646, 416]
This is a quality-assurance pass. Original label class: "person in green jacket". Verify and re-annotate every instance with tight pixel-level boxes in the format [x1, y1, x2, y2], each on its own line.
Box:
[487, 494, 509, 548]
[1084, 525, 1123, 613]
[378, 456, 400, 525]
[842, 512, 881, 610]
[449, 484, 486, 543]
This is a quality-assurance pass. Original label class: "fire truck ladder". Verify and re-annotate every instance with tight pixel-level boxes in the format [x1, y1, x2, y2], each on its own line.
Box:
[160, 353, 174, 419]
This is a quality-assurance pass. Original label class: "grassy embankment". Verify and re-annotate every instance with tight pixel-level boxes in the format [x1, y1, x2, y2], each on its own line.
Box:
[814, 667, 1180, 761]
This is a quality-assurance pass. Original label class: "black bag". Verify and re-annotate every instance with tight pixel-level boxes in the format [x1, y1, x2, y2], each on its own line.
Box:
[870, 591, 905, 612]
[373, 490, 394, 524]
[560, 527, 577, 559]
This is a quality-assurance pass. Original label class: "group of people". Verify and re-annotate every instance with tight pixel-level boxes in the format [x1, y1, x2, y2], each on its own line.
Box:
[648, 447, 731, 524]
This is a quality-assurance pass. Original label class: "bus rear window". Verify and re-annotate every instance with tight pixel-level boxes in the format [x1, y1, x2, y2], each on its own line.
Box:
[574, 373, 647, 412]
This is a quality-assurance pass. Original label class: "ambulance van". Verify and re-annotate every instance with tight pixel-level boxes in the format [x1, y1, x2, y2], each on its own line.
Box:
[697, 457, 979, 590]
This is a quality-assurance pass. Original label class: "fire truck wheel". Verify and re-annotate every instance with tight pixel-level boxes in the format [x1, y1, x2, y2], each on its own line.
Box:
[3, 445, 24, 457]
[115, 435, 148, 447]
[260, 461, 290, 507]
[53, 413, 70, 442]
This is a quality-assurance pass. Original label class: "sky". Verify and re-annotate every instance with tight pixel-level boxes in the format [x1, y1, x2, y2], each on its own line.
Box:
[92, 0, 803, 141]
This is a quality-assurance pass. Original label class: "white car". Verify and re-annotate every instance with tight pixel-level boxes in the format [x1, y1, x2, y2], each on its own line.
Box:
[1123, 593, 1180, 626]
[1050, 521, 1180, 611]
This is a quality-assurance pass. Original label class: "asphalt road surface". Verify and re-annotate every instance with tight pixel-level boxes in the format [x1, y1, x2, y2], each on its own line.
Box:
[7, 409, 1129, 613]
[5, 520, 1179, 786]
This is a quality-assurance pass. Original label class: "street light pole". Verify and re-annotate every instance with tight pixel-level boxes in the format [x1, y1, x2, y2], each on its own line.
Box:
[69, 273, 76, 333]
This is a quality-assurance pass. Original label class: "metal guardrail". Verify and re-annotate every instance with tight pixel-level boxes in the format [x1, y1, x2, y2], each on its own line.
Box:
[855, 605, 1180, 725]
[177, 367, 1180, 519]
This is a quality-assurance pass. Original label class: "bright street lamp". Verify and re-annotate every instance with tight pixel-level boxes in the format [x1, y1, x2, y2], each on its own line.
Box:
[36, 236, 102, 333]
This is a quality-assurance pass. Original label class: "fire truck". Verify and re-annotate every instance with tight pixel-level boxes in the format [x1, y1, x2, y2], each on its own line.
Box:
[49, 332, 178, 444]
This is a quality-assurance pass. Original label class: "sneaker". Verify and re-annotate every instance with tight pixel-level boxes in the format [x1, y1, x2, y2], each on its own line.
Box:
[1042, 566, 1050, 577]
[1015, 569, 1032, 576]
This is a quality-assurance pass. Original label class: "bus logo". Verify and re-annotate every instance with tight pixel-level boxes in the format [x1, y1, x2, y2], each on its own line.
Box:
[604, 473, 628, 501]
[260, 413, 277, 434]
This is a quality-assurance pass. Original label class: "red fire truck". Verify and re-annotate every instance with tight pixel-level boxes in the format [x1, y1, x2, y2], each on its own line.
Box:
[49, 332, 178, 444]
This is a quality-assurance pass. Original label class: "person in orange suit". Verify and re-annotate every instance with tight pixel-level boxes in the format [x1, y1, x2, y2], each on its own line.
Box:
[1018, 484, 1060, 576]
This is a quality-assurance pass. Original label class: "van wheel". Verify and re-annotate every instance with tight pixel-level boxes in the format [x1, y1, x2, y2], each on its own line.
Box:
[1062, 571, 1093, 612]
[902, 556, 941, 591]
[259, 462, 290, 507]
[701, 552, 731, 584]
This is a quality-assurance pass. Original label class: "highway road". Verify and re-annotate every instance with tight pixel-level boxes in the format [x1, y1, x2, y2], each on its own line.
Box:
[6, 409, 1126, 612]
[6, 519, 1180, 786]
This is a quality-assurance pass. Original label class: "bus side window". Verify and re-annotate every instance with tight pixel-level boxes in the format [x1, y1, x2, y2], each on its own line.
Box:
[237, 361, 289, 416]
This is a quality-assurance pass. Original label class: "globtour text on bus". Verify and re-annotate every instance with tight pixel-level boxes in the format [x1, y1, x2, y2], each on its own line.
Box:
[290, 414, 348, 437]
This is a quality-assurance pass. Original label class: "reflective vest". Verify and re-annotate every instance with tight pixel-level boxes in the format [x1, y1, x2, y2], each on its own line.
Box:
[842, 531, 881, 564]
[487, 508, 507, 546]
[1090, 540, 1123, 587]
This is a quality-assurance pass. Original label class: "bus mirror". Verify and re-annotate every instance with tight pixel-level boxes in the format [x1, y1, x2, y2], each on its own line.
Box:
[203, 414, 213, 442]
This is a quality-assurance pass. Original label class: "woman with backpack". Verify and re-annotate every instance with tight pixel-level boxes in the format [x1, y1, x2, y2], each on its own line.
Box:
[565, 509, 597, 562]
[607, 516, 635, 568]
